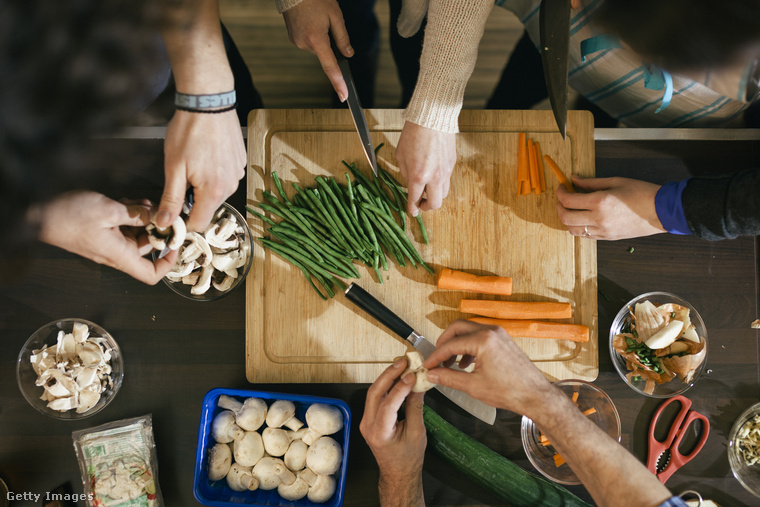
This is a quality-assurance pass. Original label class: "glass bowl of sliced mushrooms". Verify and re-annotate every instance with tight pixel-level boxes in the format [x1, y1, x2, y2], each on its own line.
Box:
[156, 202, 253, 301]
[728, 401, 760, 498]
[609, 292, 708, 398]
[16, 318, 123, 419]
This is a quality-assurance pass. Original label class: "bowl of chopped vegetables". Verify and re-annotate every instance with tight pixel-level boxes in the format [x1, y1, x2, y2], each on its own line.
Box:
[609, 292, 708, 398]
[728, 402, 760, 498]
[521, 380, 621, 485]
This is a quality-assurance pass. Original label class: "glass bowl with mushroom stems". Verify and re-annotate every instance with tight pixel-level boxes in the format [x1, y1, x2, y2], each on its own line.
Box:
[193, 387, 351, 507]
[521, 380, 621, 485]
[728, 401, 760, 498]
[609, 292, 708, 398]
[157, 202, 254, 301]
[16, 318, 123, 420]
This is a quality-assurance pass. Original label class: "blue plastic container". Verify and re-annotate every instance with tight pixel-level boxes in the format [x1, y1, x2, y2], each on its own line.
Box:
[193, 387, 351, 507]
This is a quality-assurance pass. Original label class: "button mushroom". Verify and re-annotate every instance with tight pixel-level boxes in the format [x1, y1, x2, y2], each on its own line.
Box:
[302, 403, 344, 445]
[211, 411, 245, 444]
[226, 463, 259, 492]
[266, 399, 304, 431]
[233, 431, 265, 467]
[146, 214, 186, 251]
[218, 396, 267, 432]
[307, 472, 336, 504]
[251, 457, 292, 491]
[208, 443, 232, 482]
[284, 439, 308, 471]
[306, 436, 342, 475]
[262, 427, 292, 457]
[402, 350, 436, 393]
[277, 475, 309, 501]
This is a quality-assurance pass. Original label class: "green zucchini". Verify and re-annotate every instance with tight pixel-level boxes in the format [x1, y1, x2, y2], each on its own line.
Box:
[423, 406, 591, 507]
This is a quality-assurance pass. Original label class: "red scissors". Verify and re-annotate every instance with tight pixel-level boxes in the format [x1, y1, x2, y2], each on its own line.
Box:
[646, 395, 710, 484]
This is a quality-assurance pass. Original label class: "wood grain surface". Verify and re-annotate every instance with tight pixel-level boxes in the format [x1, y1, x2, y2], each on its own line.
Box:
[246, 109, 598, 383]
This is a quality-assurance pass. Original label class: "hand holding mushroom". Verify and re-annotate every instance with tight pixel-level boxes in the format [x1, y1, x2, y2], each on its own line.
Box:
[360, 357, 426, 507]
[35, 191, 177, 285]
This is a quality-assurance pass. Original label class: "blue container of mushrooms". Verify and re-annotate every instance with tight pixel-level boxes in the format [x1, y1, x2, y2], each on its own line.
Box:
[193, 388, 351, 507]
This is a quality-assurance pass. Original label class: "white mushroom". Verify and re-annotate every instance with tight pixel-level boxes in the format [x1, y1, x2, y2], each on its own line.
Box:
[306, 436, 342, 475]
[307, 473, 336, 503]
[226, 463, 259, 492]
[251, 457, 288, 491]
[302, 404, 344, 445]
[217, 394, 243, 412]
[76, 386, 101, 413]
[288, 428, 309, 441]
[234, 431, 265, 467]
[146, 215, 187, 251]
[72, 322, 89, 343]
[212, 275, 235, 292]
[219, 397, 268, 432]
[277, 476, 309, 501]
[205, 215, 239, 250]
[273, 459, 296, 485]
[208, 443, 232, 482]
[402, 351, 436, 393]
[211, 411, 245, 444]
[284, 439, 308, 471]
[191, 264, 214, 295]
[262, 427, 292, 457]
[266, 400, 304, 431]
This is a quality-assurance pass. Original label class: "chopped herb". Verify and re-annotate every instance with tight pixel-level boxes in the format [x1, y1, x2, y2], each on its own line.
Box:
[627, 246, 635, 253]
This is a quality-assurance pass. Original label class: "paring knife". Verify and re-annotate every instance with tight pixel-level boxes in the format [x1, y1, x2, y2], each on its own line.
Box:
[539, 0, 571, 139]
[344, 283, 497, 425]
[332, 44, 379, 176]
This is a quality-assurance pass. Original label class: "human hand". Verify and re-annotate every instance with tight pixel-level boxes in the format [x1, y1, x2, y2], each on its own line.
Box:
[360, 357, 426, 489]
[36, 191, 178, 284]
[282, 0, 353, 101]
[159, 109, 246, 233]
[423, 320, 555, 419]
[396, 121, 457, 216]
[555, 175, 666, 240]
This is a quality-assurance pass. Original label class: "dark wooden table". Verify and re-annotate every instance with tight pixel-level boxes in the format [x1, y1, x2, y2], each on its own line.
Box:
[1, 129, 758, 506]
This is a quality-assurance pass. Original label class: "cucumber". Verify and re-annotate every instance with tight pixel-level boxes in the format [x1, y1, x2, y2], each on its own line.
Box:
[423, 406, 591, 507]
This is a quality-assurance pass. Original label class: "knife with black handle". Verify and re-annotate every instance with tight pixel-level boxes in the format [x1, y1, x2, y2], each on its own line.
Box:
[345, 283, 497, 425]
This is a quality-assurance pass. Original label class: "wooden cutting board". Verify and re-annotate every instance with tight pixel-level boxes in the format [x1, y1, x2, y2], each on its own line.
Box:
[246, 109, 597, 384]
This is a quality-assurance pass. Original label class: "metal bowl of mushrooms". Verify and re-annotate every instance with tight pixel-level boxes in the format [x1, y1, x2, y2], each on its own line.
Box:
[155, 202, 254, 301]
[16, 318, 123, 420]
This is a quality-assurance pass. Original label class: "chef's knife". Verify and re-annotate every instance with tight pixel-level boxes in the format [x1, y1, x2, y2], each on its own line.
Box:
[332, 44, 379, 176]
[344, 283, 497, 425]
[539, 0, 571, 139]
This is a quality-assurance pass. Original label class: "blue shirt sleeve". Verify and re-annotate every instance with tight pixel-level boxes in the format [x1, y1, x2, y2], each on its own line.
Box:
[655, 180, 692, 235]
[658, 497, 689, 507]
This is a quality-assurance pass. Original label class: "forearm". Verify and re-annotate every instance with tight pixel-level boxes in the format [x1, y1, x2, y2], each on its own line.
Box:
[533, 388, 671, 507]
[160, 0, 233, 93]
[379, 472, 425, 507]
[404, 0, 493, 133]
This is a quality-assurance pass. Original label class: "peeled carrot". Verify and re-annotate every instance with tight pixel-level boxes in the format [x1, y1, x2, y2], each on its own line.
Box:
[437, 268, 512, 296]
[468, 317, 590, 343]
[459, 300, 572, 320]
[534, 141, 546, 193]
[571, 392, 579, 405]
[583, 407, 597, 416]
[553, 453, 566, 467]
[517, 133, 529, 196]
[528, 138, 539, 192]
[544, 154, 575, 193]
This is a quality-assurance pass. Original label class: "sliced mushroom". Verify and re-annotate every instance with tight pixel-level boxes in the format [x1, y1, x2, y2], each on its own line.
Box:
[192, 264, 214, 295]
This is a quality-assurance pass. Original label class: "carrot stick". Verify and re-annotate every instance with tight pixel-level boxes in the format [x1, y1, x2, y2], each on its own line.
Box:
[517, 133, 529, 196]
[534, 141, 546, 193]
[437, 268, 512, 296]
[541, 440, 553, 446]
[553, 453, 566, 467]
[528, 138, 539, 191]
[520, 180, 531, 195]
[583, 407, 597, 416]
[468, 317, 590, 343]
[539, 433, 549, 443]
[544, 154, 575, 192]
[571, 392, 579, 405]
[459, 300, 572, 320]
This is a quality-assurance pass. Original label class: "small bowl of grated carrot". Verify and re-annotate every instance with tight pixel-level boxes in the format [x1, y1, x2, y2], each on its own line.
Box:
[520, 380, 621, 485]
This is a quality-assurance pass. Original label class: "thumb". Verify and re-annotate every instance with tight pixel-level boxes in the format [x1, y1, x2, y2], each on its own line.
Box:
[158, 165, 188, 229]
[404, 392, 426, 435]
[397, 0, 430, 38]
[120, 202, 153, 228]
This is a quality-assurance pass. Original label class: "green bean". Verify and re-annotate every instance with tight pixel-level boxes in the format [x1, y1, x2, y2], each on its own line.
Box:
[271, 226, 358, 278]
[260, 241, 327, 300]
[245, 206, 277, 227]
[271, 172, 291, 206]
[306, 188, 355, 255]
[316, 177, 365, 248]
[314, 180, 368, 259]
[346, 172, 358, 219]
[269, 229, 319, 262]
[415, 214, 429, 245]
[260, 239, 351, 280]
[362, 203, 433, 274]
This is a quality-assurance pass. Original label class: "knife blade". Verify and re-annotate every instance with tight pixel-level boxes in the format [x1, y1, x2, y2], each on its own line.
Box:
[344, 283, 497, 425]
[332, 44, 379, 176]
[539, 0, 571, 139]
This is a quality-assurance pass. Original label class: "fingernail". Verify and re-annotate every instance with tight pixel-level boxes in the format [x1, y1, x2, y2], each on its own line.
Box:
[346, 46, 354, 57]
[426, 371, 439, 383]
[393, 358, 404, 368]
[411, 209, 419, 218]
[157, 210, 171, 227]
[340, 93, 347, 103]
[402, 373, 414, 384]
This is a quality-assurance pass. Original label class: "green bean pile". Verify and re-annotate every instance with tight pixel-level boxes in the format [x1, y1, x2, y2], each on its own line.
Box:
[246, 159, 432, 300]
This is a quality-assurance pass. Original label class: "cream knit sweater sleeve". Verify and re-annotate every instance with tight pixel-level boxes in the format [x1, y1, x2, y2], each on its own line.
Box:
[275, 0, 304, 14]
[402, 0, 494, 133]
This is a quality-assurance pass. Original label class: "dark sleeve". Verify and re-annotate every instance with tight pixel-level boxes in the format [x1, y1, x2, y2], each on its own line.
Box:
[682, 167, 760, 240]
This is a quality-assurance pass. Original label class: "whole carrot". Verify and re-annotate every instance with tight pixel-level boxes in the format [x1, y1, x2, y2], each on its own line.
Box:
[468, 317, 589, 343]
[459, 300, 572, 320]
[437, 268, 512, 296]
